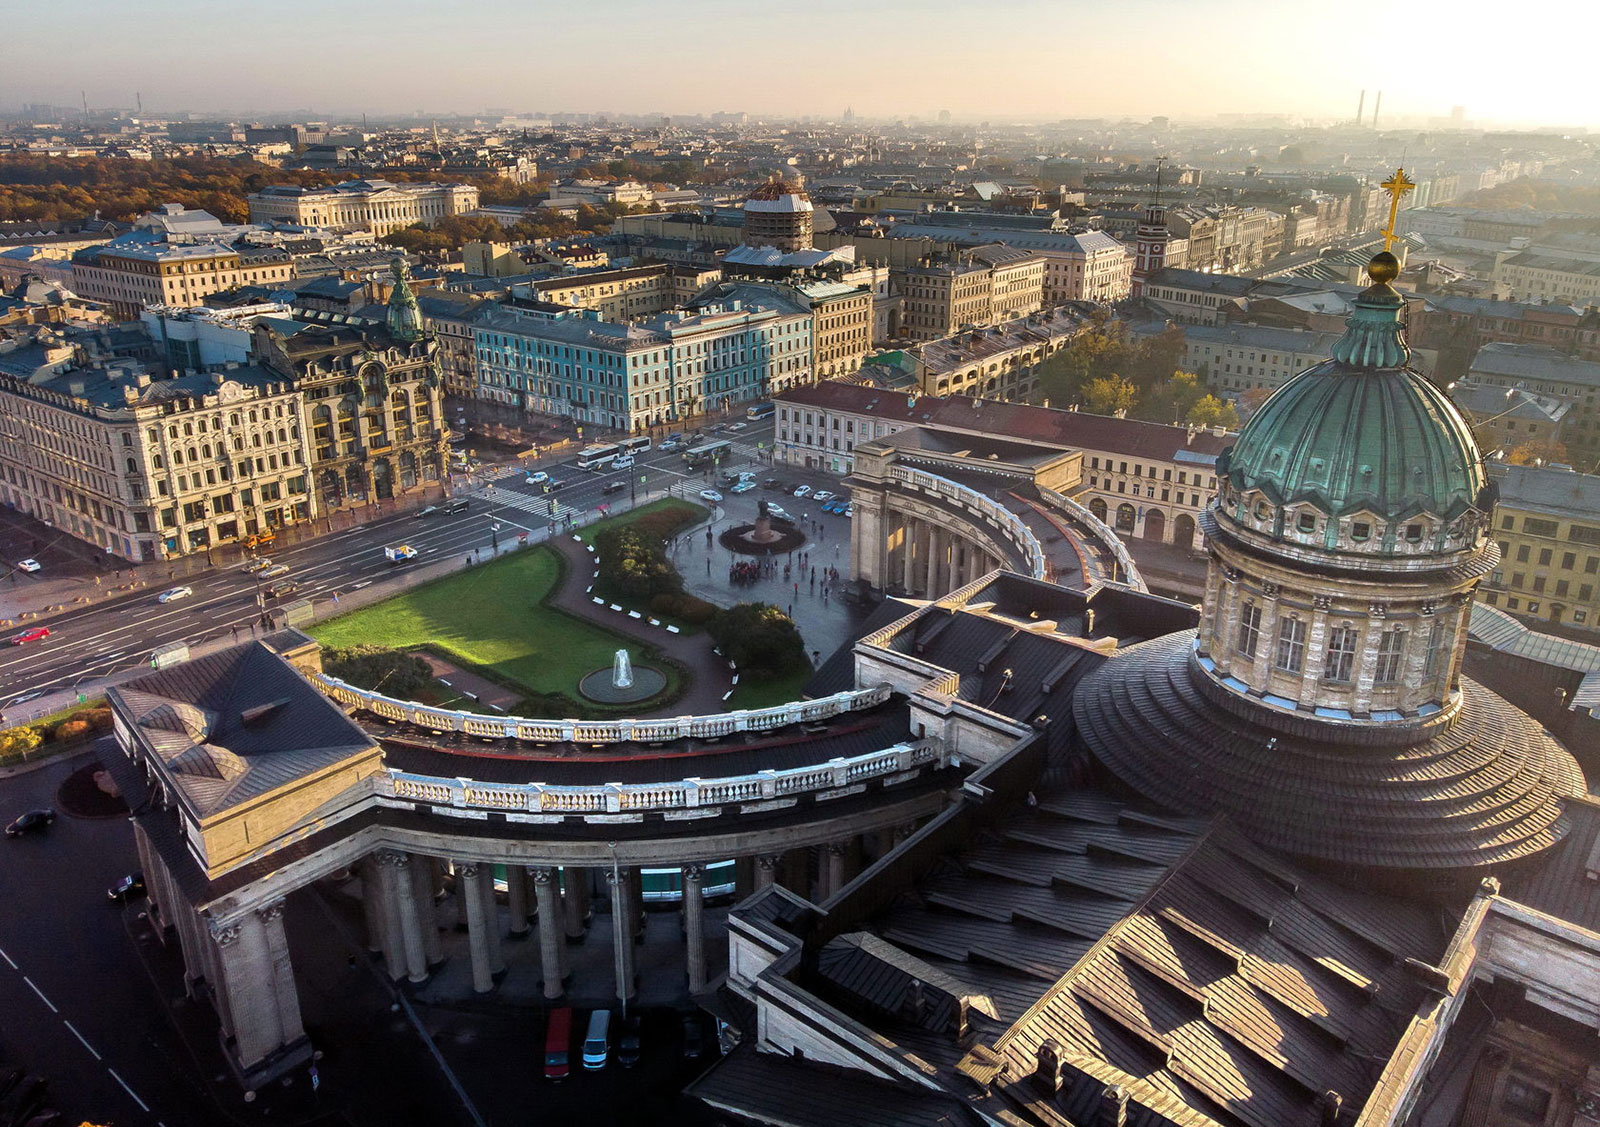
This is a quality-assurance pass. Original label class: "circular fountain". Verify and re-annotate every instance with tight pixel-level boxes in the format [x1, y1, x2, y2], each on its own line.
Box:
[579, 648, 667, 705]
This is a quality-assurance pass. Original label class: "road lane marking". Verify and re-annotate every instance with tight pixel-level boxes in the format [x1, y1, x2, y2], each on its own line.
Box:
[64, 1020, 102, 1060]
[107, 1067, 150, 1111]
[24, 975, 57, 1012]
[0, 946, 15, 969]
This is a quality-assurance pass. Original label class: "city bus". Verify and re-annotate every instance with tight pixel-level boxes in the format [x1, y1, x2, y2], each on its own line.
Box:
[746, 402, 775, 420]
[683, 439, 733, 469]
[640, 860, 738, 903]
[621, 435, 653, 455]
[543, 1006, 573, 1080]
[577, 443, 622, 470]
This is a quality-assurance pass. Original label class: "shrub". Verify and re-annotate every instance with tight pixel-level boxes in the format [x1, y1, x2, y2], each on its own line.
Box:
[707, 603, 808, 678]
[0, 726, 43, 760]
[52, 719, 92, 743]
[85, 707, 115, 731]
[650, 592, 719, 625]
[323, 645, 438, 700]
[595, 525, 682, 601]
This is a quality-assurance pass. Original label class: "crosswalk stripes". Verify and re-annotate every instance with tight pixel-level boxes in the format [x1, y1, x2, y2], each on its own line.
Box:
[471, 488, 575, 521]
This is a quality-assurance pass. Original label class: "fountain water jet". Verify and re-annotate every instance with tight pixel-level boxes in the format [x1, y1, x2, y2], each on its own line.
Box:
[612, 649, 634, 689]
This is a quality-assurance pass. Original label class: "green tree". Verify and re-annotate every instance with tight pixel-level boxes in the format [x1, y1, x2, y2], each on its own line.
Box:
[323, 645, 438, 699]
[1185, 394, 1240, 430]
[1083, 375, 1139, 417]
[707, 603, 807, 678]
[1142, 370, 1207, 423]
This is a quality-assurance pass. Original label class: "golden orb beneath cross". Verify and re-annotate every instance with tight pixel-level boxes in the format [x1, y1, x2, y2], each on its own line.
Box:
[1367, 251, 1400, 284]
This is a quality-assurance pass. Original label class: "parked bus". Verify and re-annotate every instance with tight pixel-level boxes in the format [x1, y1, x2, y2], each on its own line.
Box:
[577, 443, 622, 470]
[746, 402, 775, 420]
[543, 1007, 573, 1080]
[621, 435, 653, 455]
[683, 439, 733, 468]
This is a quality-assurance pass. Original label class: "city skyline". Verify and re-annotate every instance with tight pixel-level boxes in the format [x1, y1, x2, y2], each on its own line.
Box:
[4, 0, 1598, 130]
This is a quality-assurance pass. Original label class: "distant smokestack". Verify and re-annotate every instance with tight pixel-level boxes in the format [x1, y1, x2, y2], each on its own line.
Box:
[1372, 91, 1383, 130]
[1356, 89, 1366, 125]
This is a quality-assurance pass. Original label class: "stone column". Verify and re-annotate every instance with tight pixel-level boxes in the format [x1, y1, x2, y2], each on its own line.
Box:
[479, 865, 505, 975]
[755, 854, 779, 890]
[258, 900, 305, 1049]
[358, 854, 385, 955]
[411, 854, 444, 968]
[607, 868, 636, 1006]
[374, 850, 408, 981]
[459, 863, 494, 994]
[902, 517, 918, 592]
[823, 842, 848, 901]
[211, 913, 283, 1072]
[532, 868, 565, 1000]
[682, 864, 707, 994]
[626, 866, 645, 943]
[562, 867, 588, 943]
[387, 851, 429, 984]
[508, 865, 531, 940]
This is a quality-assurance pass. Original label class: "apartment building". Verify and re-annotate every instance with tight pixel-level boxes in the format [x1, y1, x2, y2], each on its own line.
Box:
[474, 298, 811, 431]
[1493, 251, 1600, 306]
[1177, 323, 1343, 395]
[246, 180, 479, 236]
[773, 380, 1228, 549]
[526, 264, 721, 321]
[1465, 342, 1600, 467]
[72, 242, 294, 319]
[910, 308, 1087, 402]
[0, 335, 313, 561]
[1480, 462, 1600, 633]
[693, 278, 874, 381]
[896, 247, 1045, 342]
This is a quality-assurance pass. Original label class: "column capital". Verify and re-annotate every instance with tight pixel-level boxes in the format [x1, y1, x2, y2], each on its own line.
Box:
[257, 898, 286, 923]
[826, 842, 847, 858]
[756, 854, 780, 872]
[208, 919, 241, 947]
[459, 862, 481, 879]
[531, 867, 555, 885]
[681, 863, 704, 883]
[606, 867, 626, 887]
[378, 848, 411, 870]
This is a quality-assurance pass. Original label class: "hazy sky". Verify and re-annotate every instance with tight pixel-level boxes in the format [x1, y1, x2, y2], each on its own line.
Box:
[4, 0, 1595, 128]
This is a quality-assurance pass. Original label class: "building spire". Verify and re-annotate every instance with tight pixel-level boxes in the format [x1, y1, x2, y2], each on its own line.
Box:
[1379, 167, 1415, 252]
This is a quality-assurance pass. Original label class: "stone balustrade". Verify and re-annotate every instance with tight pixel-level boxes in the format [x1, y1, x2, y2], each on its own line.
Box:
[376, 740, 942, 816]
[1037, 485, 1146, 590]
[887, 465, 1047, 580]
[314, 676, 894, 744]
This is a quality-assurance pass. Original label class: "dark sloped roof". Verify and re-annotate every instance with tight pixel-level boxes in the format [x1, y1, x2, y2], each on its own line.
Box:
[1498, 796, 1600, 932]
[1073, 630, 1585, 871]
[688, 1045, 981, 1127]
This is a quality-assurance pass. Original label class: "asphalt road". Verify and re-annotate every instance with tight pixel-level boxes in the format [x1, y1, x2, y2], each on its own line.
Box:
[0, 420, 778, 704]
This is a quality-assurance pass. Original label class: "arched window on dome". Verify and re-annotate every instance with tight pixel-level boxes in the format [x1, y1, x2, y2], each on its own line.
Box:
[1238, 602, 1262, 659]
[1274, 616, 1307, 674]
[1295, 511, 1317, 535]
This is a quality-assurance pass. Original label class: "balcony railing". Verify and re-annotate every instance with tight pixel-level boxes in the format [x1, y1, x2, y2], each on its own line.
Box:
[887, 465, 1046, 580]
[314, 676, 894, 744]
[377, 739, 943, 816]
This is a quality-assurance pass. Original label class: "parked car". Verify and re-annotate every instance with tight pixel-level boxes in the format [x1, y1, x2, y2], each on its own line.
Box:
[730, 480, 756, 494]
[582, 1009, 613, 1071]
[812, 490, 835, 503]
[761, 478, 782, 490]
[4, 809, 54, 837]
[681, 1013, 705, 1060]
[9, 627, 50, 646]
[617, 1015, 643, 1068]
[844, 504, 854, 519]
[414, 505, 439, 519]
[728, 421, 748, 431]
[699, 489, 723, 502]
[107, 872, 146, 902]
[242, 557, 273, 573]
[545, 479, 566, 492]
[260, 564, 291, 580]
[444, 498, 470, 514]
[792, 484, 812, 498]
[157, 586, 193, 604]
[15, 559, 41, 573]
[526, 471, 550, 486]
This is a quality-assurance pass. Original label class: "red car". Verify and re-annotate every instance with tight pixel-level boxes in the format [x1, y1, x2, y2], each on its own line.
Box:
[10, 627, 50, 646]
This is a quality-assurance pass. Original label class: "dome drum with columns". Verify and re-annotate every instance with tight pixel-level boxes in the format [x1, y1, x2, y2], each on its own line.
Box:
[1074, 246, 1584, 877]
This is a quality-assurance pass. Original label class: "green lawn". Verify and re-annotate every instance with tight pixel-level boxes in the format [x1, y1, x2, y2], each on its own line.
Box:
[577, 496, 707, 545]
[310, 547, 676, 703]
[728, 665, 814, 711]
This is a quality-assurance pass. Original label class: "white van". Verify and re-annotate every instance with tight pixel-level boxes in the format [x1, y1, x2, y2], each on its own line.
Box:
[613, 455, 635, 471]
[582, 1009, 612, 1070]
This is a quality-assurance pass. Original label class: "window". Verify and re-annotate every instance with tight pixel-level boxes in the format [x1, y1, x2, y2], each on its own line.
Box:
[1297, 512, 1316, 533]
[1405, 523, 1423, 542]
[1352, 521, 1371, 542]
[1516, 544, 1530, 563]
[1274, 617, 1307, 674]
[1374, 629, 1405, 683]
[1238, 603, 1262, 659]
[1421, 619, 1444, 677]
[1323, 625, 1358, 682]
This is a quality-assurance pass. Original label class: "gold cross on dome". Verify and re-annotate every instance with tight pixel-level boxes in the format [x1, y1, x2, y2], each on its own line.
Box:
[1380, 167, 1416, 251]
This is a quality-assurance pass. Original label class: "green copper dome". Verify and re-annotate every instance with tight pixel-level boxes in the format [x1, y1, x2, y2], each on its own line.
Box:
[1216, 277, 1487, 526]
